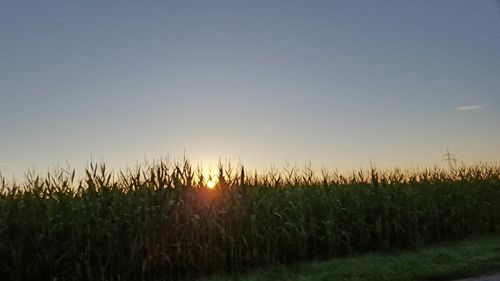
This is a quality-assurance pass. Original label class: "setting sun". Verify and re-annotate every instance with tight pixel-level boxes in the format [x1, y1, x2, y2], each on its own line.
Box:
[207, 180, 215, 189]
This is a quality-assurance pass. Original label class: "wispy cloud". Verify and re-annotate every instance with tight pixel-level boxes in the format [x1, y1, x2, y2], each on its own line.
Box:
[0, 162, 15, 166]
[455, 104, 486, 111]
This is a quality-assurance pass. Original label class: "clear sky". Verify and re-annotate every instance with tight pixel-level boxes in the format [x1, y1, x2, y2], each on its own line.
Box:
[1, 0, 499, 178]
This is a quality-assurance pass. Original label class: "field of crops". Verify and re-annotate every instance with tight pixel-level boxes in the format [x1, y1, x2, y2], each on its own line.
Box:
[0, 161, 499, 281]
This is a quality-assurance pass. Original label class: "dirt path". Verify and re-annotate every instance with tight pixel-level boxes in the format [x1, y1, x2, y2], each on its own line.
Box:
[456, 273, 500, 281]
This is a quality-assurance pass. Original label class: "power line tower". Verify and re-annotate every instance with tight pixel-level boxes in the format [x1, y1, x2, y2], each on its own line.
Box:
[442, 148, 457, 169]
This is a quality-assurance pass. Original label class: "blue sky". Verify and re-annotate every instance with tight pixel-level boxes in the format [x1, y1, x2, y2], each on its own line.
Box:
[1, 0, 499, 177]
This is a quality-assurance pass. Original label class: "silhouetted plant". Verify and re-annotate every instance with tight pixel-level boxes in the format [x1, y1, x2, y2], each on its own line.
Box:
[0, 160, 499, 280]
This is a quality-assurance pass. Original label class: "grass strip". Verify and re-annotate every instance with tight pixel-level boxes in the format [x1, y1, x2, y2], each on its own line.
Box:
[204, 236, 500, 281]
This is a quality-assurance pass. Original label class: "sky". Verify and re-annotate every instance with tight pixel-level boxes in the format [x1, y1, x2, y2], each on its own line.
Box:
[1, 0, 500, 178]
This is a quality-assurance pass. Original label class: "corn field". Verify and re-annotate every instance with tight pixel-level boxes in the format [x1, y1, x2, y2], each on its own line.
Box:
[0, 160, 499, 281]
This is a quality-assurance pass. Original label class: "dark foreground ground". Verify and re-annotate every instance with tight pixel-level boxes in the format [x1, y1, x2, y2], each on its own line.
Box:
[203, 236, 500, 281]
[456, 273, 500, 281]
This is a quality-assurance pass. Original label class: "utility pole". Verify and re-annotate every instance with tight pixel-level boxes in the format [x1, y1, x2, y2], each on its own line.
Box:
[443, 148, 457, 169]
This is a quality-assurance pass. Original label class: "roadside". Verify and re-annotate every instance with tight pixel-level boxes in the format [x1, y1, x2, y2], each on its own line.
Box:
[456, 273, 500, 281]
[203, 236, 500, 281]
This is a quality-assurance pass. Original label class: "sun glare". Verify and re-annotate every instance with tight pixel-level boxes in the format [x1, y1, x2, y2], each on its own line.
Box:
[207, 180, 216, 189]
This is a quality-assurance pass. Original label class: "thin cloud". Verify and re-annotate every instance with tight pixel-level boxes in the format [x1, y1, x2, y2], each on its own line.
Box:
[0, 162, 15, 166]
[455, 104, 486, 111]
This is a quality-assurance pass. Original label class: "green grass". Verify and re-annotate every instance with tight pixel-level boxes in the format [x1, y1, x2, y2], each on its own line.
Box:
[0, 160, 499, 280]
[204, 236, 500, 281]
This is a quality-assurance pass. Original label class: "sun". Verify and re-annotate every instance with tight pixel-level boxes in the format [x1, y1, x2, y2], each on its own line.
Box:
[207, 180, 216, 189]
